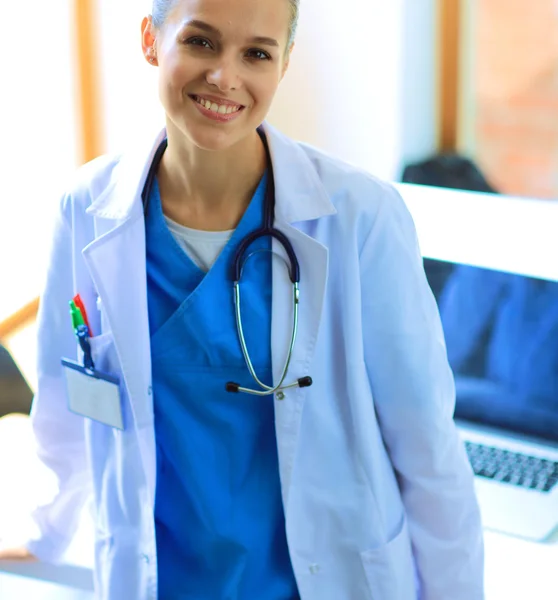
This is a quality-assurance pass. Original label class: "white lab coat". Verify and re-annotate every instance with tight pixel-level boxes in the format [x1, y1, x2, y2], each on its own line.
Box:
[26, 123, 484, 599]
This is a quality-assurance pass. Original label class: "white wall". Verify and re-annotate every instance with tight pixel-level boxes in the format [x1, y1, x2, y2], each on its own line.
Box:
[269, 0, 437, 179]
[97, 0, 437, 180]
[96, 0, 163, 152]
[0, 2, 77, 319]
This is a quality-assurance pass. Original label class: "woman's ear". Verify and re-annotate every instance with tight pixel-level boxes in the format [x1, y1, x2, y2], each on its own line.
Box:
[141, 16, 159, 66]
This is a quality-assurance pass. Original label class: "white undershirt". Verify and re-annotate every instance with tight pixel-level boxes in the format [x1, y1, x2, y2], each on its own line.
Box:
[164, 216, 234, 273]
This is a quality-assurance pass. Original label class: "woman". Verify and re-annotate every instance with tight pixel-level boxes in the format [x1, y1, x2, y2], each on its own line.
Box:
[0, 0, 484, 598]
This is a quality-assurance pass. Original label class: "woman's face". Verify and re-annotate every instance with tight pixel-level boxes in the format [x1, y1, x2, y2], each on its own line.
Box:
[142, 0, 292, 152]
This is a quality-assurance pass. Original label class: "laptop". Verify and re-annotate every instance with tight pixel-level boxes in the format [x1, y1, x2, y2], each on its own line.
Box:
[424, 257, 558, 542]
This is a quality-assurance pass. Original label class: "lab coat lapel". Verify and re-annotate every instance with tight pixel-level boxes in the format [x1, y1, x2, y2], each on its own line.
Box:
[264, 123, 336, 503]
[82, 214, 157, 500]
[82, 214, 151, 428]
[271, 226, 328, 503]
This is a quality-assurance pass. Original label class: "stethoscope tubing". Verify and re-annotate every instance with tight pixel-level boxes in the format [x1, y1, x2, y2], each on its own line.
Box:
[230, 280, 300, 396]
[141, 129, 312, 396]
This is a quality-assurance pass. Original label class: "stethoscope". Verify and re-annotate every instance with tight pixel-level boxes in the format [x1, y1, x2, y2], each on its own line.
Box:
[141, 129, 313, 397]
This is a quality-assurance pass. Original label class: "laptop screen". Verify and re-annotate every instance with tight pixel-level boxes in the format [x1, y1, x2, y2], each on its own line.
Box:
[424, 258, 558, 442]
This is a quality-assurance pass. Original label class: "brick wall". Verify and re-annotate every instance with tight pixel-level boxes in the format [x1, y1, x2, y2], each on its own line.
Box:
[474, 0, 558, 198]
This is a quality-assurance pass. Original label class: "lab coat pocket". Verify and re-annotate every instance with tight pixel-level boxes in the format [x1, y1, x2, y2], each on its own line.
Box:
[360, 514, 418, 600]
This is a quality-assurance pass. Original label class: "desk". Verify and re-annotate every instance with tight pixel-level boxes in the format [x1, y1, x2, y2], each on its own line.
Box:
[484, 530, 558, 599]
[0, 514, 94, 599]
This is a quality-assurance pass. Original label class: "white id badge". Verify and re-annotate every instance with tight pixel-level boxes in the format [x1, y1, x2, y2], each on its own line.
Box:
[61, 359, 124, 430]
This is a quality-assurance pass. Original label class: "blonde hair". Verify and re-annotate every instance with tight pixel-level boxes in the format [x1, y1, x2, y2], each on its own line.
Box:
[152, 0, 299, 46]
[287, 0, 300, 46]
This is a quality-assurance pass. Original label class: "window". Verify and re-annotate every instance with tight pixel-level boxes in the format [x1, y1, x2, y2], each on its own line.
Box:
[459, 0, 558, 198]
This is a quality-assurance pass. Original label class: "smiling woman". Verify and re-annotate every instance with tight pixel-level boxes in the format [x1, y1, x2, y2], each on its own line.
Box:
[0, 0, 484, 598]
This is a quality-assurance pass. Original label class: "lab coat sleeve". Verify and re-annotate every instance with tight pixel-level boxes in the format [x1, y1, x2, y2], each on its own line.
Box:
[360, 185, 485, 599]
[24, 197, 91, 563]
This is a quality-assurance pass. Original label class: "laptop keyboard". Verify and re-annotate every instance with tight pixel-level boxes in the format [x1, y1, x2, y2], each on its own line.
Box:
[464, 441, 558, 493]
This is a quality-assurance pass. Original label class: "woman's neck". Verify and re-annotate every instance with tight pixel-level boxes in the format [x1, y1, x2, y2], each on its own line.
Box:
[156, 127, 267, 231]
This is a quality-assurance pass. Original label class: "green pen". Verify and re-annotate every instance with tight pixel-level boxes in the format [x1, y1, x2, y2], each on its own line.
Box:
[69, 299, 86, 331]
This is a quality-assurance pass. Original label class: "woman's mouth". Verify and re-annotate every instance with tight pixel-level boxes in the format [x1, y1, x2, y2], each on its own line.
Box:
[191, 95, 244, 115]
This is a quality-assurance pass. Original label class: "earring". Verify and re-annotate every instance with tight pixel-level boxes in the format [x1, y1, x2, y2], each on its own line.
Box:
[148, 47, 157, 64]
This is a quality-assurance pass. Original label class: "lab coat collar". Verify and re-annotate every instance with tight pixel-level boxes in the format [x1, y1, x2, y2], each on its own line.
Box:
[86, 122, 337, 224]
[262, 122, 337, 223]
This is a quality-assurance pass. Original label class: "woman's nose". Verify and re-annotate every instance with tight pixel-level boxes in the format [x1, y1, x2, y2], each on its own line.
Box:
[205, 57, 240, 92]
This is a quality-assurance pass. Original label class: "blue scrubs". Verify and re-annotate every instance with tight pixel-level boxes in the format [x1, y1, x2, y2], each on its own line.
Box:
[145, 172, 299, 599]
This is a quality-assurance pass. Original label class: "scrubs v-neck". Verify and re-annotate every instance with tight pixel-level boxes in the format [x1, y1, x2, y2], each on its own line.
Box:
[145, 173, 299, 599]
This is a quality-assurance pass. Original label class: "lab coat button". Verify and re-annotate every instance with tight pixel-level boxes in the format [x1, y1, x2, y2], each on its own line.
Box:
[147, 386, 153, 396]
[276, 391, 285, 401]
[309, 563, 320, 575]
[141, 553, 150, 564]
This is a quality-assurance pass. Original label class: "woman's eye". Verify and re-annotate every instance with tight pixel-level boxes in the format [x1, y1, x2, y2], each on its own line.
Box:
[187, 37, 212, 49]
[246, 49, 271, 61]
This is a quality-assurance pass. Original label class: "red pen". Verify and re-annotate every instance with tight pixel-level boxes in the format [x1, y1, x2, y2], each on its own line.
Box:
[73, 294, 93, 337]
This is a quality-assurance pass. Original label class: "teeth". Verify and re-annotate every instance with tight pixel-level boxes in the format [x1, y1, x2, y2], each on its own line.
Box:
[194, 96, 241, 115]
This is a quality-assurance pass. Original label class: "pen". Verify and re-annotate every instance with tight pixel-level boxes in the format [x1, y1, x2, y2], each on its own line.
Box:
[69, 301, 95, 369]
[72, 294, 93, 337]
[69, 300, 86, 331]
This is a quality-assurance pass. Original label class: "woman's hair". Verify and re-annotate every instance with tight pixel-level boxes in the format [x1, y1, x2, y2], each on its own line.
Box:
[152, 0, 300, 47]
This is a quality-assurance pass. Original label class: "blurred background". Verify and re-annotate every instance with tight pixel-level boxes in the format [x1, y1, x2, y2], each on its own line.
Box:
[1, 0, 558, 597]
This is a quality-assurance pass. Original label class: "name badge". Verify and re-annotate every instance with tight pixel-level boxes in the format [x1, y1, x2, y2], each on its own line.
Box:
[62, 359, 124, 430]
[61, 322, 124, 430]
